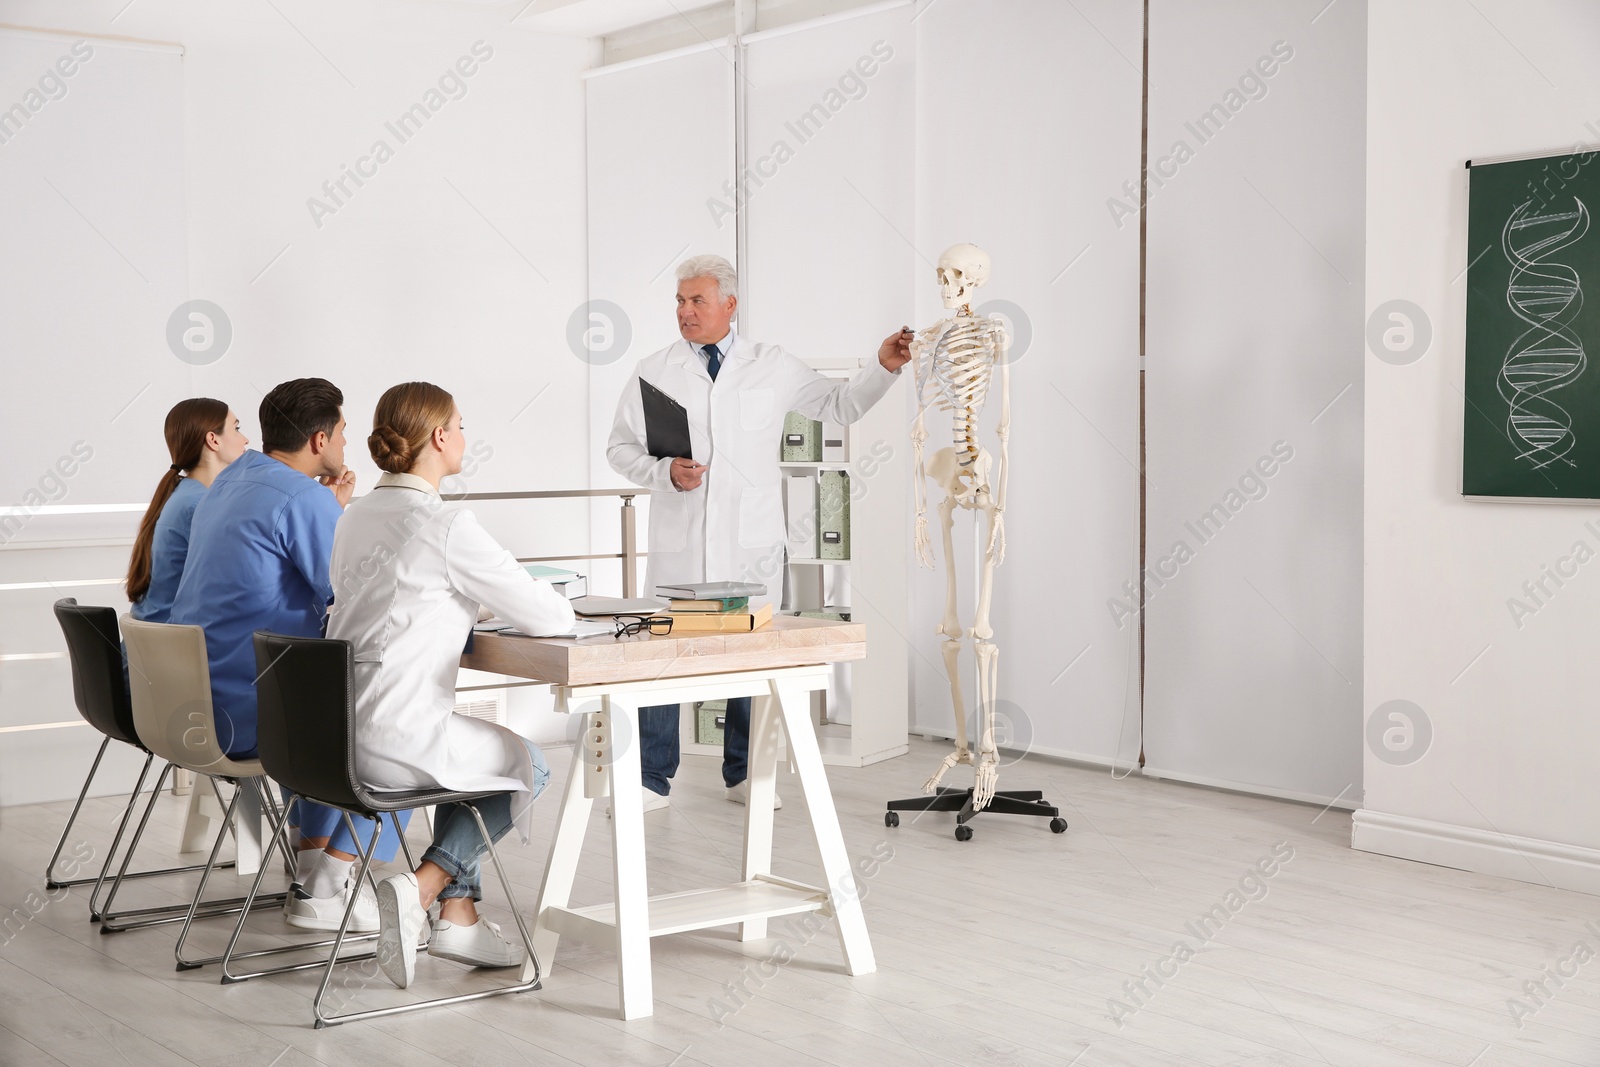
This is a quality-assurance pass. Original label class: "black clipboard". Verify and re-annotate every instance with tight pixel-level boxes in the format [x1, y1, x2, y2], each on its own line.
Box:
[640, 377, 692, 460]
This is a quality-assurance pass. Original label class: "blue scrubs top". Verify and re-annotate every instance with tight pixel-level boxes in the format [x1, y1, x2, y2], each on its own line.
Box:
[169, 450, 342, 758]
[130, 476, 205, 624]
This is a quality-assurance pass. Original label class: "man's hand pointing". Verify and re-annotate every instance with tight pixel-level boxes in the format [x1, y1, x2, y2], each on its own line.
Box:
[879, 327, 913, 373]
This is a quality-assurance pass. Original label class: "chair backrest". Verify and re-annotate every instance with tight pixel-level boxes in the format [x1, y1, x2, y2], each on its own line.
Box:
[252, 631, 365, 811]
[52, 598, 141, 747]
[121, 615, 248, 776]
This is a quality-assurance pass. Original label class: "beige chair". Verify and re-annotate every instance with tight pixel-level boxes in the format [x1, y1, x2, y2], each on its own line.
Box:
[120, 617, 299, 968]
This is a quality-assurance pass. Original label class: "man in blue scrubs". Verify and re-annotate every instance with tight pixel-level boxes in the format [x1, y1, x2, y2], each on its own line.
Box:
[171, 378, 401, 931]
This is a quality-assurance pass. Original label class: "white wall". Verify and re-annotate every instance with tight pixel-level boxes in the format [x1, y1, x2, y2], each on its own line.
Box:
[583, 41, 735, 598]
[0, 29, 188, 807]
[1142, 0, 1366, 804]
[0, 0, 593, 804]
[910, 0, 1144, 769]
[1360, 0, 1600, 892]
[742, 4, 914, 750]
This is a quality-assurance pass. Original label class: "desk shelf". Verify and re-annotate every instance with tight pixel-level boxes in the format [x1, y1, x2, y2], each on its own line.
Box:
[545, 876, 829, 944]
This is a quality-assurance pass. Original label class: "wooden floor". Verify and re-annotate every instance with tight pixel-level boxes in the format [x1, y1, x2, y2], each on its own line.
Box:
[1, 738, 1597, 1067]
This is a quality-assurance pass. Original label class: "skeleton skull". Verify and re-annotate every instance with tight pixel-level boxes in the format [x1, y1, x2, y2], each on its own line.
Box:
[936, 243, 992, 310]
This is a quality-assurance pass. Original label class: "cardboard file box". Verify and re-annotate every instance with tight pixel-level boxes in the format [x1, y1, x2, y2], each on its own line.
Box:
[818, 469, 850, 560]
[781, 412, 821, 462]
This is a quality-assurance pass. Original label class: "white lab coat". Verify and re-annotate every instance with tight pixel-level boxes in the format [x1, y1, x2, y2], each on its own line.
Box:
[607, 331, 900, 598]
[326, 473, 575, 841]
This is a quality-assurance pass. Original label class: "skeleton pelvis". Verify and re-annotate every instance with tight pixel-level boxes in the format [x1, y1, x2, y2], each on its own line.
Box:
[925, 445, 992, 505]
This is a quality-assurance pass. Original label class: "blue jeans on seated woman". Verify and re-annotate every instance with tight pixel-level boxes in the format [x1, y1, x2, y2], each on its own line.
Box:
[421, 737, 551, 901]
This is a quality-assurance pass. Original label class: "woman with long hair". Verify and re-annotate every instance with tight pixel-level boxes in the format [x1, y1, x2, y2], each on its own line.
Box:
[126, 399, 248, 621]
[325, 382, 573, 988]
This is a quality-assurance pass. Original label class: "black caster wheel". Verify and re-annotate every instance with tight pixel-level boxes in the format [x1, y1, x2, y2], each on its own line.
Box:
[954, 824, 974, 842]
[885, 811, 900, 828]
[1050, 818, 1068, 834]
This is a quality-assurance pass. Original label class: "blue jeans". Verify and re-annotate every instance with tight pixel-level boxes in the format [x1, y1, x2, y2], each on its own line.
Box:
[639, 697, 749, 796]
[421, 738, 550, 901]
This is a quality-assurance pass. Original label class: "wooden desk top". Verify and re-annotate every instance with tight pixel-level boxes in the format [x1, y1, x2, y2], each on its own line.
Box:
[460, 615, 866, 687]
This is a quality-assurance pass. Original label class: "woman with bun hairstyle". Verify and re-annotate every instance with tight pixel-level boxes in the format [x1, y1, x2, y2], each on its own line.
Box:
[326, 382, 574, 988]
[127, 399, 248, 622]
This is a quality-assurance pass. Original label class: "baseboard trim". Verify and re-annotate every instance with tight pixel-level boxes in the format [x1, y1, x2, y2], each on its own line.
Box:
[1137, 764, 1359, 811]
[1352, 809, 1600, 895]
[913, 730, 1361, 812]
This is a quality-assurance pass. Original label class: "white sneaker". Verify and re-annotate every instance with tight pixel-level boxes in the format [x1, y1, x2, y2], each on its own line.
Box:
[428, 917, 526, 968]
[725, 780, 782, 809]
[375, 872, 428, 989]
[283, 880, 379, 932]
[606, 790, 671, 818]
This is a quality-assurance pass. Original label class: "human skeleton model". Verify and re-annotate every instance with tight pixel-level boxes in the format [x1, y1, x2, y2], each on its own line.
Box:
[911, 243, 1010, 810]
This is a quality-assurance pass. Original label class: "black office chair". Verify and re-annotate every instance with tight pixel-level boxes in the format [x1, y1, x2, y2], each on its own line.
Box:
[49, 598, 240, 923]
[224, 631, 540, 1027]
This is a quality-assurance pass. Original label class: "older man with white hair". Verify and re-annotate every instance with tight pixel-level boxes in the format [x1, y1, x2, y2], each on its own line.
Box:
[607, 253, 911, 811]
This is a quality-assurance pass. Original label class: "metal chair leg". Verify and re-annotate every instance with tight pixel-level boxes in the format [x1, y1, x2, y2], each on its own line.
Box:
[90, 758, 165, 922]
[155, 778, 286, 956]
[391, 811, 418, 874]
[63, 749, 239, 899]
[311, 813, 391, 1027]
[311, 800, 541, 1028]
[212, 789, 379, 982]
[94, 763, 253, 931]
[468, 803, 541, 988]
[258, 783, 298, 879]
[46, 737, 115, 889]
[173, 781, 241, 965]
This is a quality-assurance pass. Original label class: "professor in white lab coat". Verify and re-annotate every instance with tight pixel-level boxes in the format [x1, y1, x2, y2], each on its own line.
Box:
[607, 254, 910, 809]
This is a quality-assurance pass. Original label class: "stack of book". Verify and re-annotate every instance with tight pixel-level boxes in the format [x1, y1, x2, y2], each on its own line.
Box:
[654, 582, 772, 632]
[524, 564, 587, 600]
[668, 594, 749, 612]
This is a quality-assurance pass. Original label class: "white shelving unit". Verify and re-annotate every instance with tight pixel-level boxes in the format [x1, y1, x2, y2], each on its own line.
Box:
[680, 356, 910, 768]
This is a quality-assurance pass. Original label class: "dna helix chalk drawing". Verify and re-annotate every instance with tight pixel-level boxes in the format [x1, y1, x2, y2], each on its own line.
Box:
[1498, 197, 1591, 470]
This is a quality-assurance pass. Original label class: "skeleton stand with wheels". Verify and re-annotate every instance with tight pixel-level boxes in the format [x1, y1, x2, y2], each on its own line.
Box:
[883, 243, 1067, 842]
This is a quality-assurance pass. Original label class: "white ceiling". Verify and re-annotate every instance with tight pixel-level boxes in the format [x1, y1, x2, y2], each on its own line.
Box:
[509, 0, 727, 38]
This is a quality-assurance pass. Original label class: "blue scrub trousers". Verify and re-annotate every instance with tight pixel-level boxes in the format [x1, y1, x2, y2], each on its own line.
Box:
[287, 794, 411, 865]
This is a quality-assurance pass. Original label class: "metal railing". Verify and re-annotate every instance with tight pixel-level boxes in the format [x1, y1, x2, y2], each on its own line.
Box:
[441, 488, 649, 597]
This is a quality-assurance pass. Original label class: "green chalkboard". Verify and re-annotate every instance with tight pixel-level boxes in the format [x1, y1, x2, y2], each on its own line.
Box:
[1464, 150, 1600, 499]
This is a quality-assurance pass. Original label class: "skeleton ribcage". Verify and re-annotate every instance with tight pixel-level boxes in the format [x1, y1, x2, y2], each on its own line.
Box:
[929, 318, 999, 466]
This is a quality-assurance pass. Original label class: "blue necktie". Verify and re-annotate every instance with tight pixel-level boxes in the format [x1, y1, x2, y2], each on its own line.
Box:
[703, 343, 721, 381]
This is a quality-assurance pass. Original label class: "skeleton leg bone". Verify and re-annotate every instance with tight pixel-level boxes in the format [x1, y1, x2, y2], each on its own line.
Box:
[971, 494, 1003, 808]
[973, 639, 1000, 809]
[923, 636, 973, 794]
[972, 492, 1000, 643]
[924, 472, 971, 794]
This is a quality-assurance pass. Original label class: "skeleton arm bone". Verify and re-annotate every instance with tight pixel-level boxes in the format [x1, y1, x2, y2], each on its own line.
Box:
[912, 407, 934, 569]
[910, 324, 943, 569]
[987, 320, 1011, 565]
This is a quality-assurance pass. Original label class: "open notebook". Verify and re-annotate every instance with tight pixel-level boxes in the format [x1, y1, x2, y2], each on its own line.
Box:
[472, 617, 615, 640]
